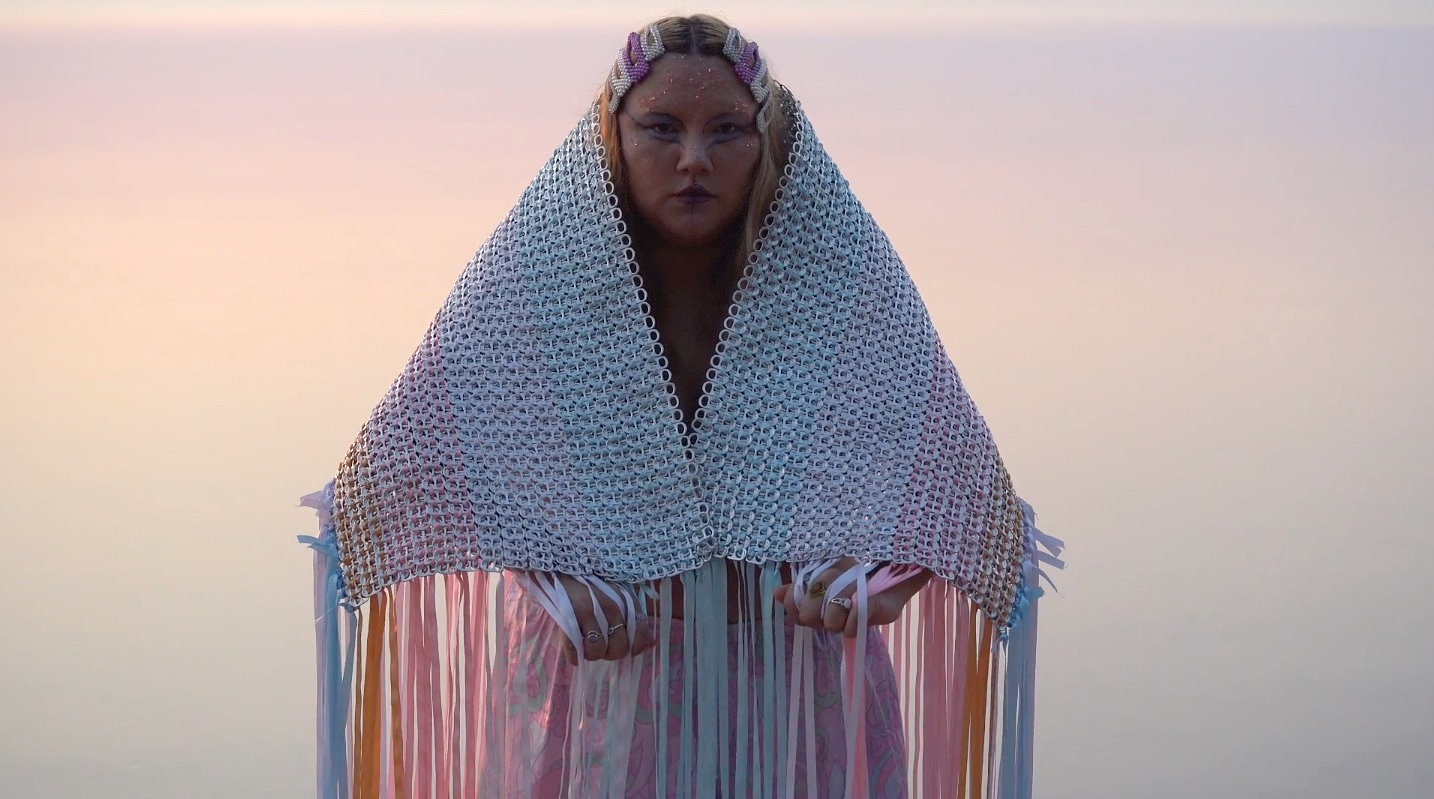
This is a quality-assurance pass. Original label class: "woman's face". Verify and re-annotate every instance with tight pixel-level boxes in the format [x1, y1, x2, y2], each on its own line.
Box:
[617, 53, 761, 251]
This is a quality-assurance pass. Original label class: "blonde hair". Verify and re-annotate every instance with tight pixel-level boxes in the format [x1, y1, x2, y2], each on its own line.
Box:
[596, 14, 789, 274]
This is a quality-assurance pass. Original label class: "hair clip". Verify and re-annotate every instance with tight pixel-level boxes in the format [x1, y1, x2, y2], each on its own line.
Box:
[722, 27, 773, 132]
[606, 24, 774, 132]
[607, 25, 666, 113]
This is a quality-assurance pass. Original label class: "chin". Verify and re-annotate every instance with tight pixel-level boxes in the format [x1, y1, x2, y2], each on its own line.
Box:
[653, 216, 743, 250]
[657, 229, 726, 249]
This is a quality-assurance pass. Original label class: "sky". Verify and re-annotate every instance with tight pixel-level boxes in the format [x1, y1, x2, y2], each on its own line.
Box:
[2, 5, 1433, 799]
[3, 0, 1434, 28]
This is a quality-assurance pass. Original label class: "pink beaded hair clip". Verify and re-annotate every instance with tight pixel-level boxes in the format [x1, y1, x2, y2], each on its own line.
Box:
[606, 24, 775, 133]
[607, 25, 666, 114]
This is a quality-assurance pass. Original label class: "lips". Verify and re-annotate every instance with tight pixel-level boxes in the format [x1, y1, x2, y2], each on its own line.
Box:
[677, 185, 715, 200]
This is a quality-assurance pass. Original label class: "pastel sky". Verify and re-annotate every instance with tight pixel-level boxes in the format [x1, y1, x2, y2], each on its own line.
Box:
[2, 7, 1432, 799]
[4, 0, 1434, 27]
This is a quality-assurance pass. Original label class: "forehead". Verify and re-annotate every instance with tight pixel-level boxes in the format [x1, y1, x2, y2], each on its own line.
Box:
[623, 53, 756, 116]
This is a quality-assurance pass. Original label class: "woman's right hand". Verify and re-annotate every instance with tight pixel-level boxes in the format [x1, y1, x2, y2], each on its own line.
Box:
[548, 573, 657, 664]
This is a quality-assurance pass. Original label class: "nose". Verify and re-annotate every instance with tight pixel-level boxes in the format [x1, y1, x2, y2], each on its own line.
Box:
[676, 135, 713, 174]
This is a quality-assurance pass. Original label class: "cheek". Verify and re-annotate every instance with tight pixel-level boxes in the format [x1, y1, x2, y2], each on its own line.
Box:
[623, 141, 667, 183]
[719, 144, 761, 191]
[622, 155, 666, 216]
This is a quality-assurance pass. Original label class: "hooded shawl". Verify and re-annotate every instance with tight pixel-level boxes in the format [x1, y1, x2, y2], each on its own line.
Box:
[301, 88, 1064, 799]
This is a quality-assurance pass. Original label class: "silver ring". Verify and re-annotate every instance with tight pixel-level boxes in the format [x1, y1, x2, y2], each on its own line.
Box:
[607, 622, 626, 635]
[827, 596, 853, 611]
[584, 630, 604, 644]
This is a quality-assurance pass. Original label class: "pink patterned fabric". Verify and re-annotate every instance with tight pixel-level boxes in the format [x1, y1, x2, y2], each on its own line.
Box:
[486, 580, 909, 798]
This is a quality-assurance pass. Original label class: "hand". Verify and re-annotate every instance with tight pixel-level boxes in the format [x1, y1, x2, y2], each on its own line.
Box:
[773, 559, 932, 638]
[549, 573, 656, 664]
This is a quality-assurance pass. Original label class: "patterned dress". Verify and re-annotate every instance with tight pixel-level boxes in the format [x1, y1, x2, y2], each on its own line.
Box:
[489, 570, 909, 797]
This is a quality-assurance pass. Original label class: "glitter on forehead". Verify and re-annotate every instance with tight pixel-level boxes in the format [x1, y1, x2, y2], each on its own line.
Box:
[627, 57, 755, 120]
[608, 27, 773, 131]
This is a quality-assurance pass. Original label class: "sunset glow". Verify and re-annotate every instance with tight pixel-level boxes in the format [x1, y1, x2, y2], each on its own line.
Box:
[3, 8, 1432, 799]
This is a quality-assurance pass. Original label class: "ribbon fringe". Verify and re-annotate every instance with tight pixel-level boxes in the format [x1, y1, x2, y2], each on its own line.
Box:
[302, 493, 1063, 798]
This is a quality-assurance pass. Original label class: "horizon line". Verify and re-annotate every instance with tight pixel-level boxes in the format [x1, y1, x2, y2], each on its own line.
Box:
[4, 7, 1433, 35]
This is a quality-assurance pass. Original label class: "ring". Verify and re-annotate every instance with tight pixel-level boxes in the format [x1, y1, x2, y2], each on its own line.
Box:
[827, 596, 852, 611]
[584, 630, 604, 644]
[607, 623, 626, 635]
[807, 581, 827, 599]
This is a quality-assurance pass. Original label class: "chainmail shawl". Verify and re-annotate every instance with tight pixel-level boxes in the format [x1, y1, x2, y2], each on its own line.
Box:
[302, 86, 1069, 799]
[329, 93, 1034, 626]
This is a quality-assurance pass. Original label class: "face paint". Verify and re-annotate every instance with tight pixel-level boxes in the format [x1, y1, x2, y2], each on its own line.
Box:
[616, 54, 761, 252]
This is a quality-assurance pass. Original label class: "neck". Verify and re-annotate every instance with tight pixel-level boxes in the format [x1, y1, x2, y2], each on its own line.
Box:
[630, 215, 740, 303]
[643, 239, 730, 298]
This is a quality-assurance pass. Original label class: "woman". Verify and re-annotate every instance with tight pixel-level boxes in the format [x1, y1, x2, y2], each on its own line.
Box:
[301, 14, 1063, 799]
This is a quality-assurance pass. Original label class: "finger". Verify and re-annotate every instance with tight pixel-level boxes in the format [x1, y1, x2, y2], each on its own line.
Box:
[845, 585, 898, 638]
[557, 577, 602, 662]
[798, 591, 826, 627]
[822, 594, 852, 634]
[562, 638, 578, 666]
[798, 568, 842, 627]
[844, 598, 861, 638]
[774, 584, 801, 619]
[603, 624, 631, 661]
[588, 587, 635, 660]
[857, 593, 900, 632]
[630, 616, 656, 657]
[580, 627, 608, 661]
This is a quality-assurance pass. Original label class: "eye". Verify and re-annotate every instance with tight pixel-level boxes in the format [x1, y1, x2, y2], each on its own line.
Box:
[711, 121, 754, 142]
[645, 122, 679, 140]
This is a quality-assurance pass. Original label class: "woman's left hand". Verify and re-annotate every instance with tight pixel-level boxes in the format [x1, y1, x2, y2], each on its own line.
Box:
[773, 559, 932, 638]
